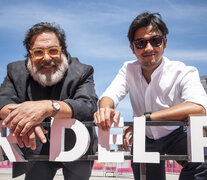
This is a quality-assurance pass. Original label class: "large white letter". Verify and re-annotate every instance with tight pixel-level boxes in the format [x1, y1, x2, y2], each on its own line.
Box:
[49, 118, 90, 162]
[187, 116, 207, 162]
[0, 122, 27, 162]
[133, 117, 160, 163]
[98, 117, 124, 162]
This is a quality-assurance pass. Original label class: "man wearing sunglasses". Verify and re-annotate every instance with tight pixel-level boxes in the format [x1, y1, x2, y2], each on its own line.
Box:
[0, 22, 98, 179]
[94, 12, 207, 179]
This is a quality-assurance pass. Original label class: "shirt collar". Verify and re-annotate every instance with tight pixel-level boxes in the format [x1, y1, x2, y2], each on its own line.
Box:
[151, 57, 165, 79]
[136, 56, 166, 80]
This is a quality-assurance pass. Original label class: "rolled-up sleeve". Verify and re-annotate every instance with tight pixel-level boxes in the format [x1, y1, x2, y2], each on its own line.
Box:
[100, 62, 128, 108]
[179, 66, 207, 113]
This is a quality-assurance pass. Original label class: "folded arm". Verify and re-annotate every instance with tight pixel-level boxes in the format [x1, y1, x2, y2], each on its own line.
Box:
[122, 102, 206, 151]
[0, 103, 49, 150]
[150, 102, 206, 121]
[1, 100, 72, 137]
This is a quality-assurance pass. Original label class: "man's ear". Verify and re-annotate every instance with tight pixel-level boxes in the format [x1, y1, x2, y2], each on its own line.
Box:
[130, 44, 135, 54]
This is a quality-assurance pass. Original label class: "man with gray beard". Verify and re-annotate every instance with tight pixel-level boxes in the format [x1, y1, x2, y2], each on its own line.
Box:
[0, 22, 98, 180]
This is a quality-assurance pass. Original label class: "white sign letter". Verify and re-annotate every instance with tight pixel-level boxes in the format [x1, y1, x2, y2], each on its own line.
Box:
[133, 117, 160, 163]
[49, 118, 90, 162]
[187, 116, 207, 162]
[0, 121, 27, 162]
[98, 117, 124, 162]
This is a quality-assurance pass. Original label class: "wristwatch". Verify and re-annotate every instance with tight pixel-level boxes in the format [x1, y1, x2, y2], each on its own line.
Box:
[51, 100, 60, 117]
[144, 112, 152, 121]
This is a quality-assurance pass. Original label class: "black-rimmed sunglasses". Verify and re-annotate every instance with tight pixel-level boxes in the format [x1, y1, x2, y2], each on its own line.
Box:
[133, 35, 165, 49]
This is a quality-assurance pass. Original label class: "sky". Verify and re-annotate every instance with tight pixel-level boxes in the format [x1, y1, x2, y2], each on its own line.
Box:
[0, 0, 207, 122]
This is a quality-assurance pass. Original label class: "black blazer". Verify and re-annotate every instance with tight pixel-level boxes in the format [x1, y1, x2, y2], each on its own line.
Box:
[0, 55, 98, 178]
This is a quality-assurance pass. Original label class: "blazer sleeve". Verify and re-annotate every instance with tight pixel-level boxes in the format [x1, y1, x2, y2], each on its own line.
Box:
[63, 65, 98, 122]
[0, 63, 23, 110]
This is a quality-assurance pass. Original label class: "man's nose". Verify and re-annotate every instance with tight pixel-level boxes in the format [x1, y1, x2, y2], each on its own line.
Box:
[42, 51, 51, 61]
[145, 41, 153, 51]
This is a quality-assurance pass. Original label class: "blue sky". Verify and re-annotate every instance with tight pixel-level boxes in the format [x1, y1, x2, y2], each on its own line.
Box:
[0, 0, 207, 121]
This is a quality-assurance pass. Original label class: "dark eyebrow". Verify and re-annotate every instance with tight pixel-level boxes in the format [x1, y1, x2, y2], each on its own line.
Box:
[31, 45, 60, 50]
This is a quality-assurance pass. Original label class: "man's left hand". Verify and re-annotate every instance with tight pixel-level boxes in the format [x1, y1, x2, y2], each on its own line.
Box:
[2, 101, 51, 137]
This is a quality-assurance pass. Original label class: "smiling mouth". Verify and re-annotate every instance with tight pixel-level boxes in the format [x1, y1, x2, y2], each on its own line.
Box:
[42, 65, 55, 69]
[143, 53, 155, 57]
[39, 61, 58, 69]
[38, 64, 58, 73]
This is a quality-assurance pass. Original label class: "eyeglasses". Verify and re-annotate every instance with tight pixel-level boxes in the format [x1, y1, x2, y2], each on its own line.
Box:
[29, 46, 62, 60]
[133, 35, 165, 49]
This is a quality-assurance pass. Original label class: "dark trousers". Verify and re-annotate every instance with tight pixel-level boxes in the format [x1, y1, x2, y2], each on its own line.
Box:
[131, 127, 207, 180]
[24, 160, 93, 180]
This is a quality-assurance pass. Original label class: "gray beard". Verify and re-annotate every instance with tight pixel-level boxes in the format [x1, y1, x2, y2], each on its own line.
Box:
[27, 54, 68, 87]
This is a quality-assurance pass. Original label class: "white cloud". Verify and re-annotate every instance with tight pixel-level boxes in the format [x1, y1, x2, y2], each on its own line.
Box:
[165, 49, 207, 62]
[0, 1, 132, 29]
[164, 0, 207, 20]
[0, 1, 134, 61]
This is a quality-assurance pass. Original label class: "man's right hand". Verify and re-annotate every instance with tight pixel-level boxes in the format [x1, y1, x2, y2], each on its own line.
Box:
[16, 125, 47, 150]
[122, 126, 133, 151]
[94, 107, 120, 131]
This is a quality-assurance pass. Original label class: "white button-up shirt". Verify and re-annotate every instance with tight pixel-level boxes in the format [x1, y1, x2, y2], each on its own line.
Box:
[101, 56, 207, 140]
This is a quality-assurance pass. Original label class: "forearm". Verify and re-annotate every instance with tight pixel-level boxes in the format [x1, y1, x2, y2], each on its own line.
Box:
[26, 100, 73, 119]
[1, 100, 72, 124]
[99, 96, 115, 109]
[150, 102, 206, 121]
[54, 101, 73, 119]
